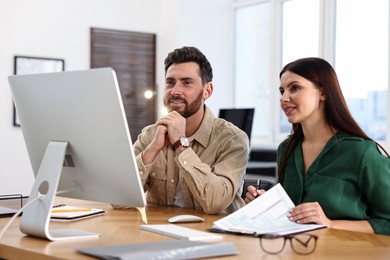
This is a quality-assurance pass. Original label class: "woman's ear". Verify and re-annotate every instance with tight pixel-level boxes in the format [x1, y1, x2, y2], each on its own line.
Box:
[320, 89, 326, 101]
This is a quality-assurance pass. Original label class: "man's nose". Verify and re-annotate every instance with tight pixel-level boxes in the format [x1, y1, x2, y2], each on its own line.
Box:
[171, 82, 182, 95]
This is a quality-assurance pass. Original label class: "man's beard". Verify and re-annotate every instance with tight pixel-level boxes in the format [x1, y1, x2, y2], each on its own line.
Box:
[165, 91, 203, 118]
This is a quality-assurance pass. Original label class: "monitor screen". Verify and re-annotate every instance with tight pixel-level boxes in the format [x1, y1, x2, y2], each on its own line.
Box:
[9, 68, 146, 240]
[218, 108, 255, 142]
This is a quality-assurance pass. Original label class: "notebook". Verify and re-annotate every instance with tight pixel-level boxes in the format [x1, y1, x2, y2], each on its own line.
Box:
[78, 239, 239, 260]
[51, 204, 105, 221]
[0, 206, 18, 217]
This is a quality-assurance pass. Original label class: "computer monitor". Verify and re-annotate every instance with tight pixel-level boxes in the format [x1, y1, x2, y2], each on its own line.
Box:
[8, 68, 146, 241]
[218, 108, 255, 143]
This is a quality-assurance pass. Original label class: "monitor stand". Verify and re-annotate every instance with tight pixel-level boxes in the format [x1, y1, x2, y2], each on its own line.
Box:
[20, 141, 99, 241]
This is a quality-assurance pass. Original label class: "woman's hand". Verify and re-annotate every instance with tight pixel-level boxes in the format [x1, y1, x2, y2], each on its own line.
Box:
[288, 202, 332, 227]
[244, 185, 267, 204]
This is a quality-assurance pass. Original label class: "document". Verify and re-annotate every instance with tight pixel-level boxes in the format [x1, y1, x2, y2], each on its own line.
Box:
[212, 184, 325, 236]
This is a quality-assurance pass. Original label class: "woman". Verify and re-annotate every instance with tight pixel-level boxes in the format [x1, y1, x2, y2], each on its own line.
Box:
[245, 57, 390, 235]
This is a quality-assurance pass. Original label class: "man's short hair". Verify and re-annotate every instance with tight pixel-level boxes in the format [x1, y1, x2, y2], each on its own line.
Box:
[164, 46, 213, 85]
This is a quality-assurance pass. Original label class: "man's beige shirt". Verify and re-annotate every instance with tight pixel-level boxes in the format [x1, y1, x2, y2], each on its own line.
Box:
[134, 106, 249, 214]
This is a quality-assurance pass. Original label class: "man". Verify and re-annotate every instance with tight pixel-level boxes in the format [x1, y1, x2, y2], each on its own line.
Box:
[134, 46, 249, 214]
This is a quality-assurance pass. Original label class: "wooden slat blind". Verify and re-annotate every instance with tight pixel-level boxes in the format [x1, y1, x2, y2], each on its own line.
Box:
[91, 27, 156, 142]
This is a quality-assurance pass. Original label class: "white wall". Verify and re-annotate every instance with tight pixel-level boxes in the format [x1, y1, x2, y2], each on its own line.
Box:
[155, 0, 234, 117]
[0, 0, 234, 196]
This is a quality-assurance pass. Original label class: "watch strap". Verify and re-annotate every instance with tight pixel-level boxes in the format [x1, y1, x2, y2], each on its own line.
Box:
[172, 140, 182, 150]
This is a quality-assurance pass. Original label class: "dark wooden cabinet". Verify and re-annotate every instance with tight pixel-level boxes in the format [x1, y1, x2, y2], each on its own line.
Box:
[90, 27, 156, 142]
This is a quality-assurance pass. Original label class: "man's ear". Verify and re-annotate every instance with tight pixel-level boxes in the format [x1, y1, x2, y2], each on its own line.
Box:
[203, 82, 213, 100]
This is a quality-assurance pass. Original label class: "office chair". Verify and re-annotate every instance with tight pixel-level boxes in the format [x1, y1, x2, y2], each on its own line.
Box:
[218, 108, 255, 143]
[241, 179, 275, 199]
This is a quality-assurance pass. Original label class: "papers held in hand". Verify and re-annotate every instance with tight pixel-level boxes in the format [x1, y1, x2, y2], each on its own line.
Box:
[212, 184, 325, 236]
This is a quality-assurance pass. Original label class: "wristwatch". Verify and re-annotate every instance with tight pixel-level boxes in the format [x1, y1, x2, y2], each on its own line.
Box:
[172, 137, 190, 150]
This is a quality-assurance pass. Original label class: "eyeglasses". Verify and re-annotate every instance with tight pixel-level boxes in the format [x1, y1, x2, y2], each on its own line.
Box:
[259, 233, 318, 255]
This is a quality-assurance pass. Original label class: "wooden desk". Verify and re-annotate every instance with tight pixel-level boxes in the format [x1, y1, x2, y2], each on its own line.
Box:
[1, 198, 390, 259]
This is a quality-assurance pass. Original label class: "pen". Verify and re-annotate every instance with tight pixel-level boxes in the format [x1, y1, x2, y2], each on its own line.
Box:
[227, 228, 256, 235]
[256, 179, 261, 190]
[51, 208, 91, 213]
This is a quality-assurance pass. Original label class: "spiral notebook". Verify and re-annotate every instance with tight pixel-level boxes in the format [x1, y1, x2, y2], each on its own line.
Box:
[51, 204, 105, 221]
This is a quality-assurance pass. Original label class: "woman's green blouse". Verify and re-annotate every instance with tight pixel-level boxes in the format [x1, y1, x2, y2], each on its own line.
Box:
[278, 132, 390, 235]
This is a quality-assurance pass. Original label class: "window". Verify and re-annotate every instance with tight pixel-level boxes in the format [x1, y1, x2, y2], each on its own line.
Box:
[282, 0, 320, 64]
[280, 0, 320, 133]
[335, 0, 388, 140]
[235, 2, 272, 139]
[234, 0, 389, 148]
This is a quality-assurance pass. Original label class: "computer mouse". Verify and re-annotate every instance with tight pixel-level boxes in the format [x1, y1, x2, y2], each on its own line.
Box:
[168, 214, 204, 223]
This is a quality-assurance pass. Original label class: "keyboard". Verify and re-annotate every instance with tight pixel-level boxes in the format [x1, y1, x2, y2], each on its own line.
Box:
[139, 224, 223, 241]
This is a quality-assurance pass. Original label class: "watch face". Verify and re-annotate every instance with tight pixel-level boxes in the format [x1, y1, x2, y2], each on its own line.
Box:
[180, 137, 190, 147]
